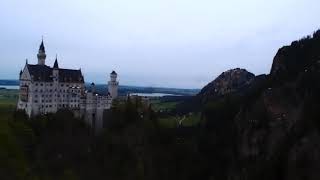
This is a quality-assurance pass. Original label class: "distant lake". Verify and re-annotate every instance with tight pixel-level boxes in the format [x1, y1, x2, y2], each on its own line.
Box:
[0, 85, 19, 90]
[130, 93, 181, 97]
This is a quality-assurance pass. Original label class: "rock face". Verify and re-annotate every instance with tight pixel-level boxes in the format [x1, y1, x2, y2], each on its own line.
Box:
[230, 30, 320, 180]
[198, 68, 255, 103]
[177, 30, 320, 180]
[197, 30, 320, 180]
[270, 29, 320, 82]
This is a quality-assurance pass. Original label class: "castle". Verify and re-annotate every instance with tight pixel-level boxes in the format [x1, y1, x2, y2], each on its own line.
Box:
[17, 40, 119, 131]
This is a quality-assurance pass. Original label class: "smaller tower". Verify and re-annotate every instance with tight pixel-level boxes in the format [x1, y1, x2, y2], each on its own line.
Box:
[91, 82, 96, 93]
[108, 71, 119, 99]
[53, 55, 59, 82]
[37, 38, 46, 65]
[52, 56, 59, 111]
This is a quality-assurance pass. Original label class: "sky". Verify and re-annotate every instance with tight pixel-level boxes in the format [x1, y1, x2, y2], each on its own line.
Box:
[0, 0, 319, 89]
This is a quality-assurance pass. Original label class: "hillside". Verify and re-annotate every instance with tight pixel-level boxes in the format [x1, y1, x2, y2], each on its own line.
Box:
[176, 68, 260, 113]
[230, 30, 320, 179]
[198, 68, 255, 103]
[270, 30, 320, 82]
[199, 30, 320, 179]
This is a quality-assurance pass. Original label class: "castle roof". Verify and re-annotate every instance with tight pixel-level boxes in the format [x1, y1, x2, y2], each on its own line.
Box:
[111, 70, 117, 75]
[27, 64, 52, 81]
[27, 64, 84, 83]
[59, 68, 84, 83]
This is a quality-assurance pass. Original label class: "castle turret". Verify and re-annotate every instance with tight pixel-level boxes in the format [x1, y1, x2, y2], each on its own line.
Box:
[53, 55, 59, 82]
[108, 71, 119, 99]
[91, 82, 96, 93]
[37, 39, 46, 65]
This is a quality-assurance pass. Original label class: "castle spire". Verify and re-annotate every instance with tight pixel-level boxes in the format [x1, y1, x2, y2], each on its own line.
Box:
[37, 37, 46, 65]
[39, 37, 45, 53]
[53, 54, 59, 69]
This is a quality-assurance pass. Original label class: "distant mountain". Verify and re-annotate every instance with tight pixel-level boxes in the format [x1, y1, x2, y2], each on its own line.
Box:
[0, 79, 199, 96]
[85, 84, 199, 96]
[176, 68, 258, 113]
[0, 79, 19, 86]
[197, 68, 255, 103]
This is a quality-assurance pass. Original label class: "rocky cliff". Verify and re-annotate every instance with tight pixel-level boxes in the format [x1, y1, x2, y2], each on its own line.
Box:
[196, 30, 320, 180]
[270, 29, 320, 82]
[231, 30, 320, 179]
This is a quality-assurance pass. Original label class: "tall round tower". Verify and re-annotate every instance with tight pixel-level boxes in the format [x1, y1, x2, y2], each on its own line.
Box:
[108, 71, 119, 99]
[37, 39, 46, 65]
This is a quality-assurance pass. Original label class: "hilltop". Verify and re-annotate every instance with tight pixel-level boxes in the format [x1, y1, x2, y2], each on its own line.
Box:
[197, 68, 255, 103]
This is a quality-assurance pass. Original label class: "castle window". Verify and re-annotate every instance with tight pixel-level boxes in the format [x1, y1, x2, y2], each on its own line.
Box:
[35, 83, 38, 86]
[50, 83, 53, 86]
[34, 100, 38, 103]
[42, 100, 44, 103]
[40, 83, 43, 86]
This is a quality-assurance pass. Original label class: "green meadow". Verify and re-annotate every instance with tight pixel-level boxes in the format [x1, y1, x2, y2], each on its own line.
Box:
[0, 89, 18, 119]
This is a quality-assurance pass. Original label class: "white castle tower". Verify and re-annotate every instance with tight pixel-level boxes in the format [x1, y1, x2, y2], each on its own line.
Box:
[108, 71, 119, 99]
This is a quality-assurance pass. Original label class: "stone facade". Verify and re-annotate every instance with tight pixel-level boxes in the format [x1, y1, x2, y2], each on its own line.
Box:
[17, 40, 119, 131]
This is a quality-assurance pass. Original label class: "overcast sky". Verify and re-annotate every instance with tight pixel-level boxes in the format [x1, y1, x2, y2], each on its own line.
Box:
[0, 0, 319, 88]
